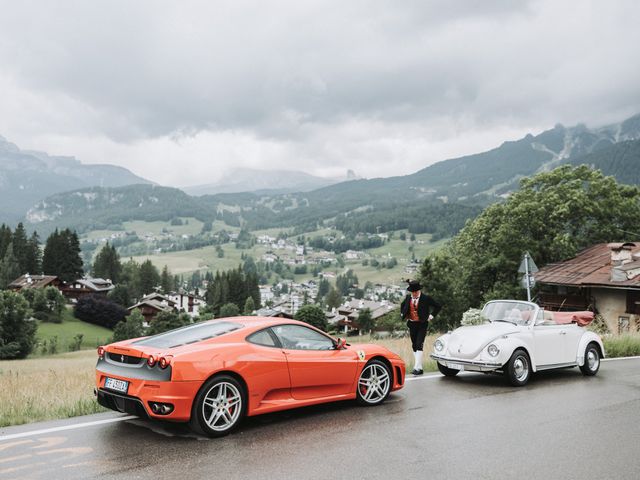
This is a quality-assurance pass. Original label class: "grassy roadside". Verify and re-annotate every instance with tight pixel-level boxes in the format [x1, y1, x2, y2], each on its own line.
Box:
[0, 350, 105, 428]
[2, 333, 639, 428]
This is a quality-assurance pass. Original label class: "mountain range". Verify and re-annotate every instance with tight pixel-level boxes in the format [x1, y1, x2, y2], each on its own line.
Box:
[4, 112, 640, 234]
[182, 168, 358, 196]
[0, 135, 151, 222]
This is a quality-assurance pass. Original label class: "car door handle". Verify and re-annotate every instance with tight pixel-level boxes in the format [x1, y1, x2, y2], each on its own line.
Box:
[559, 331, 566, 335]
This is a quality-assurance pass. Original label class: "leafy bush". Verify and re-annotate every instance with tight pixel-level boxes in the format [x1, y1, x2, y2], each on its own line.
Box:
[603, 335, 640, 358]
[219, 303, 240, 318]
[147, 311, 191, 336]
[0, 291, 37, 359]
[112, 310, 145, 342]
[68, 334, 84, 352]
[295, 304, 328, 331]
[74, 295, 127, 329]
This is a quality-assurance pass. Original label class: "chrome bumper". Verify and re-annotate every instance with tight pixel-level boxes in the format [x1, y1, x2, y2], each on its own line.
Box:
[430, 354, 502, 372]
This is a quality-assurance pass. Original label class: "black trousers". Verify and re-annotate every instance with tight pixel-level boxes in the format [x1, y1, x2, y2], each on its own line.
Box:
[407, 321, 428, 352]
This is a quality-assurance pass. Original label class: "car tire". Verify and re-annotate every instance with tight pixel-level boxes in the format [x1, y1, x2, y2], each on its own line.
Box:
[356, 359, 392, 406]
[190, 374, 247, 437]
[579, 342, 601, 376]
[505, 349, 531, 387]
[437, 362, 460, 377]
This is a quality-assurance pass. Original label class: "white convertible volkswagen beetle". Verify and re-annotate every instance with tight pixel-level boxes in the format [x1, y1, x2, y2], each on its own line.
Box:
[430, 300, 604, 386]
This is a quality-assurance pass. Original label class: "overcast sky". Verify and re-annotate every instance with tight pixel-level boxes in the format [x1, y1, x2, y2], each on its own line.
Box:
[1, 0, 639, 186]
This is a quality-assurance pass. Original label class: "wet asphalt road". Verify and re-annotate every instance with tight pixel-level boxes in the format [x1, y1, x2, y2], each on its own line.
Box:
[1, 358, 639, 480]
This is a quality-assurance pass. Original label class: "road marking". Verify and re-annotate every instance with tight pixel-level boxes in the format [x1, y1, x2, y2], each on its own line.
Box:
[1, 356, 637, 442]
[0, 416, 136, 442]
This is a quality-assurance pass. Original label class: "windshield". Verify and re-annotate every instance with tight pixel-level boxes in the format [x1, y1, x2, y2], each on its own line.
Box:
[133, 320, 243, 348]
[481, 301, 536, 326]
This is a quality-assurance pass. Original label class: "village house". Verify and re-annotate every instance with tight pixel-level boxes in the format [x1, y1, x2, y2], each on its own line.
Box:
[535, 242, 640, 334]
[62, 277, 115, 301]
[128, 293, 177, 325]
[328, 299, 395, 335]
[168, 290, 206, 317]
[8, 274, 63, 292]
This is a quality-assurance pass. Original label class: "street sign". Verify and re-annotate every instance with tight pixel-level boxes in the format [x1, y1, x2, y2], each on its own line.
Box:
[520, 274, 536, 289]
[518, 253, 539, 273]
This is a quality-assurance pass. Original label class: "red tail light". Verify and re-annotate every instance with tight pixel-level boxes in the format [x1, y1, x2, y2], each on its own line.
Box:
[97, 346, 105, 358]
[159, 356, 171, 369]
[147, 355, 156, 367]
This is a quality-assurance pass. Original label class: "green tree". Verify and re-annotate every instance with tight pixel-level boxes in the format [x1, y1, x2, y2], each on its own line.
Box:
[147, 311, 191, 335]
[420, 165, 640, 330]
[138, 260, 160, 296]
[108, 284, 131, 307]
[219, 303, 240, 318]
[0, 224, 12, 259]
[244, 296, 256, 315]
[325, 287, 343, 309]
[0, 290, 36, 359]
[42, 229, 84, 282]
[24, 232, 42, 275]
[93, 243, 122, 283]
[112, 310, 145, 341]
[356, 308, 374, 334]
[295, 304, 328, 330]
[160, 265, 173, 293]
[0, 243, 21, 289]
[11, 223, 29, 274]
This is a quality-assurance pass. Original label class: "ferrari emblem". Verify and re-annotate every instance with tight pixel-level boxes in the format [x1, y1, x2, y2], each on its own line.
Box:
[121, 355, 125, 362]
[357, 350, 366, 361]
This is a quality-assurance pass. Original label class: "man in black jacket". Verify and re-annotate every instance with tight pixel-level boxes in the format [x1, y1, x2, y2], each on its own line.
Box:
[401, 280, 442, 375]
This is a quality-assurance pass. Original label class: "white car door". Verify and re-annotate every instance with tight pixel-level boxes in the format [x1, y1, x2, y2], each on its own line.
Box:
[532, 325, 566, 366]
[562, 325, 584, 364]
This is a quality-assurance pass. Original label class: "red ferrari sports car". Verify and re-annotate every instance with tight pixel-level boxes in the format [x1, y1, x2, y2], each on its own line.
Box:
[96, 317, 405, 437]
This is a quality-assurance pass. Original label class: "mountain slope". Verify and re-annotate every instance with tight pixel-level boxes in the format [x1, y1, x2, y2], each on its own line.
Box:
[0, 135, 151, 222]
[182, 168, 357, 196]
[26, 184, 212, 234]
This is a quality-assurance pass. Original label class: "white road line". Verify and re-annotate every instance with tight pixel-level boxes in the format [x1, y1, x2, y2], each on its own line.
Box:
[1, 356, 638, 442]
[0, 416, 137, 442]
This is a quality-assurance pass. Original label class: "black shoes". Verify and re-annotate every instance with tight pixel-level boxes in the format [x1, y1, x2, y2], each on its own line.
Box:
[411, 369, 423, 376]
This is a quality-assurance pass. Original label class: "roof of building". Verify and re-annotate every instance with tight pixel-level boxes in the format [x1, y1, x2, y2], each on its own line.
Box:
[128, 298, 175, 312]
[535, 242, 640, 289]
[74, 277, 115, 292]
[8, 274, 59, 290]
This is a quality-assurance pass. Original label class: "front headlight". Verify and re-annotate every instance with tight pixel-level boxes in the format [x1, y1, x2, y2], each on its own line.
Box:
[434, 339, 444, 352]
[487, 344, 500, 357]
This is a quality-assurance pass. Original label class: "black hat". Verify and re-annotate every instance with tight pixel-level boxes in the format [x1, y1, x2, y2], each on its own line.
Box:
[406, 280, 422, 292]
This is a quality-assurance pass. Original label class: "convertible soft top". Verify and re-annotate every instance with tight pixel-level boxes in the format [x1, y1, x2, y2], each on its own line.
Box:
[549, 311, 594, 327]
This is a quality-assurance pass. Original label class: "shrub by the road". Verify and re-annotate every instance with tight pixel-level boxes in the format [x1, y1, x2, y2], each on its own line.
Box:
[147, 310, 191, 335]
[74, 295, 127, 329]
[603, 335, 640, 358]
[295, 304, 328, 331]
[112, 309, 145, 341]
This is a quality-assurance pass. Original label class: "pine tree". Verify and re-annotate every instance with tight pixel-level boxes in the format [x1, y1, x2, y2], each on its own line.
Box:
[0, 224, 12, 259]
[243, 296, 256, 315]
[138, 260, 160, 295]
[42, 229, 84, 282]
[0, 243, 21, 289]
[24, 232, 42, 275]
[93, 243, 121, 282]
[12, 223, 28, 274]
[160, 265, 173, 293]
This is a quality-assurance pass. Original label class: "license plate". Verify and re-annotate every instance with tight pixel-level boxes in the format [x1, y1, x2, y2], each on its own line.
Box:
[447, 363, 464, 371]
[104, 377, 129, 394]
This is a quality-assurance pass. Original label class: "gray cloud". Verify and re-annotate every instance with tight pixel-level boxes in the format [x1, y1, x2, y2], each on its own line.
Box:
[0, 0, 639, 185]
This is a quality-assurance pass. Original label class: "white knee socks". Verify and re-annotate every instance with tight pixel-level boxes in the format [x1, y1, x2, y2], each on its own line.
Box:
[414, 350, 423, 371]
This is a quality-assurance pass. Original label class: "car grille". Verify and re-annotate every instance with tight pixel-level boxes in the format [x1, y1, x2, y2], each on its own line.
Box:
[108, 352, 142, 365]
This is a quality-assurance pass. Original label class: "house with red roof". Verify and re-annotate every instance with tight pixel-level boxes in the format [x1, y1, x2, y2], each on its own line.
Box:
[536, 242, 640, 334]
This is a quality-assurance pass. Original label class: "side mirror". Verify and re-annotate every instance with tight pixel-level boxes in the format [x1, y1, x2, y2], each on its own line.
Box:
[335, 338, 347, 350]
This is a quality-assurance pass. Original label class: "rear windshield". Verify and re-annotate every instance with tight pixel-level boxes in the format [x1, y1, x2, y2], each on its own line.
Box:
[133, 321, 243, 349]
